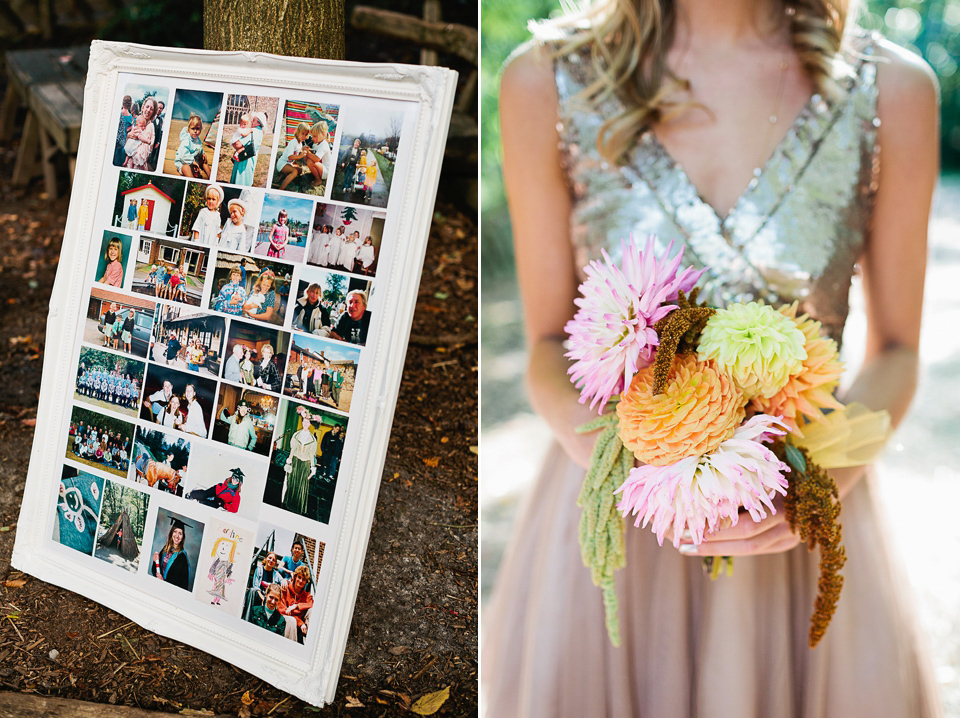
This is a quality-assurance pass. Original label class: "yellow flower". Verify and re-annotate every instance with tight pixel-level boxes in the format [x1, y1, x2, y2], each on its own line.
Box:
[617, 354, 746, 466]
[750, 303, 845, 434]
[697, 301, 807, 399]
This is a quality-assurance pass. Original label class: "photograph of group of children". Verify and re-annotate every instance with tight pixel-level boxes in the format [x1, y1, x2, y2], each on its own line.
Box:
[50, 73, 417, 658]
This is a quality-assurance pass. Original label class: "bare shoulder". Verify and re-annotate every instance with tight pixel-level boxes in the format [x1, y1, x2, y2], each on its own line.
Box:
[500, 41, 558, 112]
[873, 38, 940, 119]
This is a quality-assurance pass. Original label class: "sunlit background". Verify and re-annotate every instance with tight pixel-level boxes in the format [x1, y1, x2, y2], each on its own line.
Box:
[480, 1, 960, 714]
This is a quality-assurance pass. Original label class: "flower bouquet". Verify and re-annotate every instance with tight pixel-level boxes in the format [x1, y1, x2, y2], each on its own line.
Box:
[566, 236, 890, 648]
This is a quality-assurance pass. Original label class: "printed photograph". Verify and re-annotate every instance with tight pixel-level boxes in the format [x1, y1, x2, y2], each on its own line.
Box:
[294, 266, 373, 347]
[112, 171, 186, 237]
[195, 520, 254, 617]
[270, 100, 339, 196]
[93, 230, 134, 288]
[132, 236, 208, 306]
[284, 334, 358, 414]
[112, 83, 170, 171]
[207, 253, 292, 327]
[162, 89, 223, 180]
[131, 427, 191, 497]
[140, 364, 217, 439]
[84, 288, 155, 359]
[330, 106, 403, 208]
[216, 94, 279, 188]
[94, 480, 150, 573]
[306, 203, 384, 276]
[242, 524, 322, 643]
[151, 305, 226, 377]
[212, 384, 278, 456]
[219, 187, 264, 254]
[149, 508, 205, 592]
[183, 443, 268, 523]
[52, 466, 105, 556]
[263, 399, 348, 524]
[74, 347, 145, 419]
[222, 320, 290, 394]
[66, 405, 135, 478]
[253, 193, 313, 263]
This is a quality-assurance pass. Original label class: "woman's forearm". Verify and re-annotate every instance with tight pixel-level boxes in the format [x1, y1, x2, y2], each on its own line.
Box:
[828, 345, 919, 499]
[526, 337, 601, 469]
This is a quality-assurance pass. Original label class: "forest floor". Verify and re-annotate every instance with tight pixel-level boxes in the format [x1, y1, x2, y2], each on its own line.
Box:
[0, 97, 478, 717]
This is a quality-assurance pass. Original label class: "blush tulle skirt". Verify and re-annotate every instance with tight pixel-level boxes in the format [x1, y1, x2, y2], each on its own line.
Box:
[483, 443, 942, 718]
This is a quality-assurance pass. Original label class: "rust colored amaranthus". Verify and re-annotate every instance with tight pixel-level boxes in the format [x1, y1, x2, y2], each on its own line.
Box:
[651, 289, 715, 394]
[772, 440, 846, 648]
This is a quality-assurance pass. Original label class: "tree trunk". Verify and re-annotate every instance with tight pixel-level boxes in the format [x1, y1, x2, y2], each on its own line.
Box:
[203, 0, 345, 60]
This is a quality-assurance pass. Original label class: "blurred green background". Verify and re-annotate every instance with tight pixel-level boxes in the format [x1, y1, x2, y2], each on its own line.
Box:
[480, 0, 960, 279]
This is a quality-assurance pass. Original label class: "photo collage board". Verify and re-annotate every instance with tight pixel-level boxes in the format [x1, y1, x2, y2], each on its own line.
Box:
[16, 46, 452, 697]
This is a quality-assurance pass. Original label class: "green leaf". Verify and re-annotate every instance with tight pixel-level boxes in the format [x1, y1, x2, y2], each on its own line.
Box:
[785, 444, 807, 473]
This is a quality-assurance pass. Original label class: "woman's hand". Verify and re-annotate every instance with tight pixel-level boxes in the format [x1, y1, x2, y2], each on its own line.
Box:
[678, 496, 802, 557]
[677, 465, 865, 556]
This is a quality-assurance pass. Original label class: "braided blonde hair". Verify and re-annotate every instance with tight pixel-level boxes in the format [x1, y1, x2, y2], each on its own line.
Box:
[537, 0, 856, 163]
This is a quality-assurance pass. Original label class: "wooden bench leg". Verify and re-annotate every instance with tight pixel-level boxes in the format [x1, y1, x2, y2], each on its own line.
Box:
[12, 111, 41, 187]
[38, 125, 59, 199]
[0, 84, 22, 143]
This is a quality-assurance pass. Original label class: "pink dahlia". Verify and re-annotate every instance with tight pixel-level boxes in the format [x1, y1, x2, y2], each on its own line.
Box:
[564, 235, 703, 412]
[615, 414, 791, 547]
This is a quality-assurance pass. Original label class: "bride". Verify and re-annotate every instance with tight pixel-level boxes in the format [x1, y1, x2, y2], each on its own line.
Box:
[484, 0, 941, 715]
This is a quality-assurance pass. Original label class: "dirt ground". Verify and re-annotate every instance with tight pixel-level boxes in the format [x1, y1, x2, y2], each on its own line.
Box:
[0, 109, 478, 716]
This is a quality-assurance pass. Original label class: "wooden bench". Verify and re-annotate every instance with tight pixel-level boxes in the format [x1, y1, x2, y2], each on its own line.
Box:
[1, 45, 87, 198]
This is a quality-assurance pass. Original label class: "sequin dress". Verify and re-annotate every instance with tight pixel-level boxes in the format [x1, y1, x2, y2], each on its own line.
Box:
[483, 36, 942, 718]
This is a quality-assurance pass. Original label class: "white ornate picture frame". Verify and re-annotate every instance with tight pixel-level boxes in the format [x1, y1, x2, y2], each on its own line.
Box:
[12, 41, 456, 707]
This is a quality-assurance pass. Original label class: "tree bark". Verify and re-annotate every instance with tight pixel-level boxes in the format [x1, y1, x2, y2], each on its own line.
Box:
[203, 0, 345, 60]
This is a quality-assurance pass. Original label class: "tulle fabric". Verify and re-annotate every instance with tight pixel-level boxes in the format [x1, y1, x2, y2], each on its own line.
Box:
[482, 444, 942, 717]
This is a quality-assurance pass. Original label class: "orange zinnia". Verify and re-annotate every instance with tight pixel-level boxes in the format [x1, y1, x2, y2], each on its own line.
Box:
[617, 354, 746, 466]
[749, 303, 844, 435]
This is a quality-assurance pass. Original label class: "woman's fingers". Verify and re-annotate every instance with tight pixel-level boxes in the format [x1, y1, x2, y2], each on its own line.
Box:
[678, 521, 801, 556]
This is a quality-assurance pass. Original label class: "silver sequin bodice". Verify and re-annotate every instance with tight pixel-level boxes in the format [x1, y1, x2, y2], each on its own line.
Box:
[556, 37, 880, 341]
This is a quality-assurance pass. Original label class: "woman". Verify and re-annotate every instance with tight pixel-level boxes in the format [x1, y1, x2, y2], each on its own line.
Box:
[114, 95, 133, 167]
[243, 269, 280, 325]
[484, 1, 940, 716]
[251, 551, 282, 606]
[254, 344, 282, 393]
[240, 347, 256, 386]
[123, 97, 158, 171]
[279, 564, 314, 643]
[283, 407, 318, 515]
[180, 384, 207, 437]
[232, 112, 267, 186]
[158, 394, 183, 430]
[153, 518, 191, 590]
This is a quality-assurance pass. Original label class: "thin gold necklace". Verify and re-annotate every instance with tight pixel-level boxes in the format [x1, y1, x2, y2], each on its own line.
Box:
[757, 49, 790, 173]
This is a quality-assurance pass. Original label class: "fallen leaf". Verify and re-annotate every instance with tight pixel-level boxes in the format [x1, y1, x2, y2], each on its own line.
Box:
[388, 645, 409, 655]
[469, 446, 478, 454]
[345, 695, 365, 708]
[411, 686, 450, 715]
[423, 457, 439, 468]
[3, 579, 26, 588]
[240, 691, 254, 706]
[21, 419, 36, 427]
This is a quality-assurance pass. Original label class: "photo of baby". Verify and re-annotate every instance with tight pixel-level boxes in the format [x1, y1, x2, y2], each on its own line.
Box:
[216, 95, 279, 188]
[111, 83, 170, 172]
